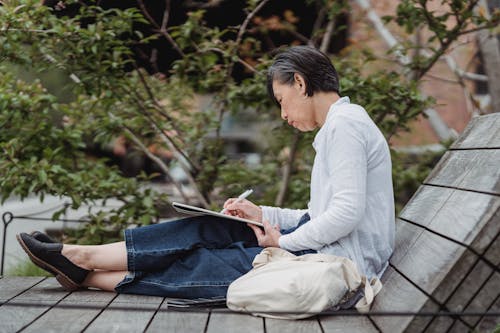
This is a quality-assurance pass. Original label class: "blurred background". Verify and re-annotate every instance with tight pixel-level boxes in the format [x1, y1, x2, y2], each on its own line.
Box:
[1, 0, 499, 274]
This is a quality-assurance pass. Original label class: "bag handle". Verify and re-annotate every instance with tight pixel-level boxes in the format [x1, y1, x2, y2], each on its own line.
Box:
[355, 276, 382, 312]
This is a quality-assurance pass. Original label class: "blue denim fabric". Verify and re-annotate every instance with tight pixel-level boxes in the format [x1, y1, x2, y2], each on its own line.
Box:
[115, 213, 314, 298]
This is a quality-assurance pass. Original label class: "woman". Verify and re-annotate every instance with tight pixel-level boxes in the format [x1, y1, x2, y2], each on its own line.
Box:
[17, 46, 394, 299]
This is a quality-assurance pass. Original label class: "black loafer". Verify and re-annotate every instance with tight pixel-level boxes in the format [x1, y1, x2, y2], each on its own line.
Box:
[31, 231, 57, 243]
[28, 231, 58, 275]
[16, 232, 91, 291]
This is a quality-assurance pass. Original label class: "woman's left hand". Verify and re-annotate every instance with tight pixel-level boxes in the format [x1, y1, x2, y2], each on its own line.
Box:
[247, 220, 281, 248]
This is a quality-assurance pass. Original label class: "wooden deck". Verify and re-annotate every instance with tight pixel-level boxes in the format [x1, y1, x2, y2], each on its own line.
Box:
[0, 276, 368, 333]
[1, 113, 499, 333]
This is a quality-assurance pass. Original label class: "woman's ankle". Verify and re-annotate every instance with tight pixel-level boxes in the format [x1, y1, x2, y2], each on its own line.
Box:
[62, 244, 93, 270]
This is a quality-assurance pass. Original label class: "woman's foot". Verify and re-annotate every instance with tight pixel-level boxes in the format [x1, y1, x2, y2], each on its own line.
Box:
[30, 231, 57, 244]
[27, 231, 58, 275]
[16, 233, 91, 291]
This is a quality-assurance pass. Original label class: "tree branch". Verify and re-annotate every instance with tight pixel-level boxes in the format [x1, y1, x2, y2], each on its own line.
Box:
[309, 4, 327, 47]
[133, 65, 190, 142]
[235, 0, 271, 47]
[136, 0, 185, 57]
[274, 130, 300, 207]
[319, 16, 336, 53]
[120, 122, 190, 202]
[203, 47, 257, 73]
[127, 89, 200, 173]
[117, 96, 209, 206]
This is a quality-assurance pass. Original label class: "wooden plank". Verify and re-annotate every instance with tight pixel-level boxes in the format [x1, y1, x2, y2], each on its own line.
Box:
[22, 290, 116, 333]
[265, 317, 323, 333]
[392, 227, 468, 302]
[450, 113, 500, 149]
[402, 243, 479, 333]
[398, 185, 453, 228]
[475, 295, 500, 333]
[397, 201, 499, 332]
[424, 150, 500, 195]
[448, 272, 500, 329]
[146, 304, 208, 333]
[320, 315, 379, 333]
[391, 218, 426, 268]
[446, 233, 500, 312]
[0, 276, 44, 303]
[418, 233, 499, 332]
[445, 320, 470, 333]
[404, 234, 497, 332]
[426, 191, 498, 251]
[398, 188, 499, 252]
[466, 207, 500, 261]
[84, 293, 163, 333]
[206, 312, 263, 333]
[403, 299, 446, 333]
[423, 259, 492, 332]
[370, 266, 431, 333]
[0, 278, 69, 333]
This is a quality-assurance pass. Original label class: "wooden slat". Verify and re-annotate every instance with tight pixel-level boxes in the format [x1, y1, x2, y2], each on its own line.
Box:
[398, 186, 499, 252]
[403, 246, 478, 333]
[423, 260, 491, 332]
[446, 233, 500, 312]
[404, 235, 497, 332]
[206, 312, 263, 333]
[424, 150, 500, 195]
[398, 186, 453, 229]
[450, 113, 500, 149]
[0, 278, 69, 333]
[449, 272, 500, 329]
[392, 225, 471, 302]
[370, 266, 430, 333]
[320, 315, 379, 333]
[265, 317, 323, 333]
[445, 320, 469, 333]
[406, 219, 499, 331]
[22, 290, 116, 333]
[0, 276, 44, 303]
[426, 191, 498, 247]
[474, 295, 500, 332]
[403, 299, 445, 333]
[391, 218, 426, 268]
[84, 293, 163, 333]
[146, 305, 208, 333]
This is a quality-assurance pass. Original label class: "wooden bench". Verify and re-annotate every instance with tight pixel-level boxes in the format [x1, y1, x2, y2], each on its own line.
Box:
[366, 112, 500, 332]
[0, 113, 498, 332]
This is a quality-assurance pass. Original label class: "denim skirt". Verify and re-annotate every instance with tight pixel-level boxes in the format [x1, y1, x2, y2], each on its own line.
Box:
[115, 213, 314, 299]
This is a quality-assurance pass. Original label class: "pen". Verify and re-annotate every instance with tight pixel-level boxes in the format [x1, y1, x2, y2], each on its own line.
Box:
[220, 189, 253, 214]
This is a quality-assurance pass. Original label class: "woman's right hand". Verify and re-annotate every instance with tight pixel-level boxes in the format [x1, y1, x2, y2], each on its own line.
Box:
[223, 198, 263, 223]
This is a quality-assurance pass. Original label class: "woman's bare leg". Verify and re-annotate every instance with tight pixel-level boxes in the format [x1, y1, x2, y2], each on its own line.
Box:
[83, 270, 128, 291]
[61, 242, 127, 271]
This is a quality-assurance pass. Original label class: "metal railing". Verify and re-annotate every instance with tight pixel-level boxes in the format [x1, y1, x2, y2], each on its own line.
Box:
[1, 204, 90, 276]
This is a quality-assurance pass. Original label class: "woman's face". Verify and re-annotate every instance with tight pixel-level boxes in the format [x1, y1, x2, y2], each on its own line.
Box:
[272, 76, 317, 132]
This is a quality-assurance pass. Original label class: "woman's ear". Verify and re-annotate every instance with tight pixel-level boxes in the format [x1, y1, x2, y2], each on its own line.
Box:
[294, 73, 307, 95]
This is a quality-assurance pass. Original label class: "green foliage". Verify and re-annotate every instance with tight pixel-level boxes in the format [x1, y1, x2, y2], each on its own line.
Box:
[391, 148, 446, 213]
[1, 0, 497, 243]
[7, 260, 51, 277]
[385, 0, 500, 75]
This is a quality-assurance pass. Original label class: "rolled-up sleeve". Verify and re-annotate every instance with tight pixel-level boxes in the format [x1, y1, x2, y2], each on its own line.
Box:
[260, 206, 307, 230]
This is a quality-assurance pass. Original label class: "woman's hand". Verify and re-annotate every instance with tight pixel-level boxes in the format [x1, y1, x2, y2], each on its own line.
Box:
[247, 220, 281, 248]
[223, 198, 262, 223]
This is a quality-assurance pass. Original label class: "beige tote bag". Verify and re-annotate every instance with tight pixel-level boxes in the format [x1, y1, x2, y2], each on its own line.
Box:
[226, 247, 382, 319]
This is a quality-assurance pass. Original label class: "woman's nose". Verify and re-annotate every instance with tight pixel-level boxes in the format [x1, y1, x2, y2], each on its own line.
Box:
[281, 109, 287, 120]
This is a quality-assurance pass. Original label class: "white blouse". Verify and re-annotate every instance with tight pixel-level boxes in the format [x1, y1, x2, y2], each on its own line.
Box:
[261, 97, 395, 278]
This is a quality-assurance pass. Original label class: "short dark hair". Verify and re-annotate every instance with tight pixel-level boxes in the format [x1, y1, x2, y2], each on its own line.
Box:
[267, 46, 340, 106]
